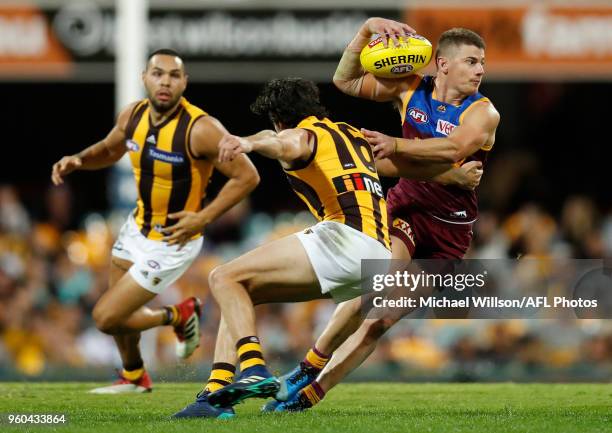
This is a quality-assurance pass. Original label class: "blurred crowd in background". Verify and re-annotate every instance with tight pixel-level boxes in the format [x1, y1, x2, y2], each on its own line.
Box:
[1, 176, 611, 382]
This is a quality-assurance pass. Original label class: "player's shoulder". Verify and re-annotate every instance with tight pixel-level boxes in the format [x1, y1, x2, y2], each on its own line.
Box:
[180, 97, 209, 118]
[463, 97, 500, 129]
[190, 113, 224, 136]
[279, 127, 309, 141]
[116, 100, 147, 129]
[189, 115, 229, 159]
[479, 98, 500, 122]
[120, 100, 146, 117]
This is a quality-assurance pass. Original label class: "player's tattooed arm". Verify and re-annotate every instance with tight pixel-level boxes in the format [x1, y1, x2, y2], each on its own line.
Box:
[51, 102, 136, 185]
[333, 17, 416, 103]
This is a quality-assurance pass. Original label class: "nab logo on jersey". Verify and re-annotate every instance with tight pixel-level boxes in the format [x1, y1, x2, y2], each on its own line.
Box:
[408, 107, 428, 124]
[436, 119, 457, 136]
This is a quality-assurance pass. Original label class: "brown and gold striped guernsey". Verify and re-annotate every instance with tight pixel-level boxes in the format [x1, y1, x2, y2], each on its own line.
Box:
[124, 97, 213, 241]
[284, 116, 391, 250]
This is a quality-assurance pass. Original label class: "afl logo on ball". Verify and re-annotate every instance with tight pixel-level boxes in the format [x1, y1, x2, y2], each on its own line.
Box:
[391, 64, 414, 74]
[408, 107, 428, 123]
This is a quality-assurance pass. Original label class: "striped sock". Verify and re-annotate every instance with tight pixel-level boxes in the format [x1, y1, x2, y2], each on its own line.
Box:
[236, 336, 266, 371]
[163, 305, 181, 326]
[303, 346, 330, 372]
[122, 367, 144, 382]
[301, 381, 325, 406]
[204, 362, 236, 393]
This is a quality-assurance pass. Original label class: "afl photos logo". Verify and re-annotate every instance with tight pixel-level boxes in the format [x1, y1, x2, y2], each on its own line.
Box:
[407, 107, 428, 123]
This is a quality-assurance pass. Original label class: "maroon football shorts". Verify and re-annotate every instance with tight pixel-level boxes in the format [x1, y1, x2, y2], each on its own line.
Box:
[388, 206, 473, 259]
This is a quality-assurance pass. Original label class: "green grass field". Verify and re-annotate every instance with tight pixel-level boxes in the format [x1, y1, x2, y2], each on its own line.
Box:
[0, 383, 609, 433]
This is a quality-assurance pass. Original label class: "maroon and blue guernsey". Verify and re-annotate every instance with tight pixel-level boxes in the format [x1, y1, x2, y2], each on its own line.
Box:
[389, 75, 493, 224]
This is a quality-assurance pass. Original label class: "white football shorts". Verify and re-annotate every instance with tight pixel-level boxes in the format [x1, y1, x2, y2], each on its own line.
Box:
[111, 214, 203, 294]
[296, 220, 391, 301]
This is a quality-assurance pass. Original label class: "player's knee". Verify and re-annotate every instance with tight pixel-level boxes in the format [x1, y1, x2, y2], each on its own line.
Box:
[208, 265, 234, 297]
[92, 305, 121, 334]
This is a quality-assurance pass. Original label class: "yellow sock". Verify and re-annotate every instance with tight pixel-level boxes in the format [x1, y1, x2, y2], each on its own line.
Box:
[122, 367, 144, 381]
[204, 362, 235, 393]
[304, 347, 330, 370]
[236, 336, 266, 371]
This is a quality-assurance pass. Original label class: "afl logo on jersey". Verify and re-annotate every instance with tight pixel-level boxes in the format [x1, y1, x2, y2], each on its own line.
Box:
[407, 107, 428, 123]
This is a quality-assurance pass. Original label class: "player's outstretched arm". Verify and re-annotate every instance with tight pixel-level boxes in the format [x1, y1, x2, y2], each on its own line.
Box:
[376, 158, 483, 190]
[164, 116, 260, 247]
[50, 102, 136, 185]
[364, 102, 500, 163]
[218, 128, 312, 166]
[333, 17, 416, 103]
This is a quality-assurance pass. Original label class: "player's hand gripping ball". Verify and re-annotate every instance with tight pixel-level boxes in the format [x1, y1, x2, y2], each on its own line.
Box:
[360, 34, 432, 78]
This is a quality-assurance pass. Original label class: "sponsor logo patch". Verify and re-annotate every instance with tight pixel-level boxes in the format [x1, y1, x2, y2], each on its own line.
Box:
[392, 217, 415, 245]
[368, 36, 384, 48]
[408, 107, 428, 123]
[126, 140, 140, 152]
[436, 104, 447, 112]
[333, 173, 383, 199]
[147, 260, 161, 270]
[436, 119, 457, 136]
[152, 277, 162, 286]
[452, 210, 468, 218]
[147, 148, 185, 165]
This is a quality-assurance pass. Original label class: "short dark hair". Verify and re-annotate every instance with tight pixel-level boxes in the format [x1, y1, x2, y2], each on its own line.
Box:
[146, 48, 184, 69]
[250, 78, 328, 128]
[435, 28, 486, 60]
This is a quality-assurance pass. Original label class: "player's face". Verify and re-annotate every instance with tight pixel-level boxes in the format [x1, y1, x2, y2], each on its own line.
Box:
[446, 44, 485, 96]
[143, 55, 187, 113]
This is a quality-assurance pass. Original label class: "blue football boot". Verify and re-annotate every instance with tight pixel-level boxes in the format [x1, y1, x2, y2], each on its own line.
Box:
[172, 390, 235, 419]
[261, 390, 313, 413]
[276, 362, 318, 401]
[207, 366, 280, 408]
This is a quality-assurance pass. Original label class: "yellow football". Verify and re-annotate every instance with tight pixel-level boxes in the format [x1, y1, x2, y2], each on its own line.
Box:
[360, 34, 432, 78]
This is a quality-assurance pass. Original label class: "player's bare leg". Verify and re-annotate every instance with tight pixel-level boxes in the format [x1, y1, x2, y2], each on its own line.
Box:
[91, 259, 203, 394]
[92, 274, 161, 334]
[205, 234, 324, 407]
[271, 236, 428, 411]
[90, 257, 153, 393]
[209, 234, 322, 338]
[316, 236, 412, 392]
[105, 258, 144, 372]
[272, 297, 363, 402]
